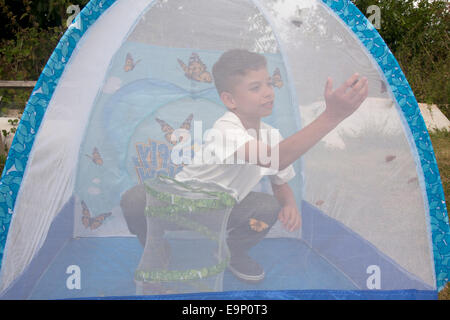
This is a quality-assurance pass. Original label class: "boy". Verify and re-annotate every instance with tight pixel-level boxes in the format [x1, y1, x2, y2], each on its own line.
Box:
[121, 49, 368, 285]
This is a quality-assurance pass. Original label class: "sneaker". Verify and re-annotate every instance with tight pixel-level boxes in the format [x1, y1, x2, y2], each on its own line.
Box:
[228, 253, 265, 283]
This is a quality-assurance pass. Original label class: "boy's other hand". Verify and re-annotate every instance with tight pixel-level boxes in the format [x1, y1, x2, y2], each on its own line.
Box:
[323, 73, 369, 124]
[278, 205, 301, 232]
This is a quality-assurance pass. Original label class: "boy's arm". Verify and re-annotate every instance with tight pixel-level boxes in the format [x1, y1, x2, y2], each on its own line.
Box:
[234, 73, 368, 170]
[271, 181, 301, 232]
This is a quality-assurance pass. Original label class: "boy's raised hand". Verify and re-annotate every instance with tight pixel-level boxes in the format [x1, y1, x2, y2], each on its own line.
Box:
[323, 73, 369, 123]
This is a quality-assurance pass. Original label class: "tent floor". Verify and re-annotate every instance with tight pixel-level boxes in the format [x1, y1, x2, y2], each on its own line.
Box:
[29, 237, 357, 299]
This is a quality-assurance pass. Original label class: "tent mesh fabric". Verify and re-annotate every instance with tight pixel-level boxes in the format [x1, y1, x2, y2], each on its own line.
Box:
[0, 0, 448, 300]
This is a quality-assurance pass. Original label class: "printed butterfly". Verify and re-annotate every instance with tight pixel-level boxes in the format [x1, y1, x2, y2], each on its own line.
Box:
[124, 53, 141, 72]
[177, 53, 212, 83]
[85, 147, 103, 165]
[271, 68, 283, 88]
[81, 200, 112, 230]
[155, 114, 194, 145]
[249, 218, 269, 233]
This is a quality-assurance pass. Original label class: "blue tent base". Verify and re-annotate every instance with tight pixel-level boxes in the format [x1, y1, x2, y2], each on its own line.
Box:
[2, 199, 435, 300]
[27, 237, 357, 299]
[23, 237, 436, 300]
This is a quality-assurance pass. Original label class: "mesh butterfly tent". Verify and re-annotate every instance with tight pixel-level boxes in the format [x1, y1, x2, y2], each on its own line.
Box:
[0, 0, 448, 300]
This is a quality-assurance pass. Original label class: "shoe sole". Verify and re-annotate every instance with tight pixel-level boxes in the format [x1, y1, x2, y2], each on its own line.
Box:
[227, 264, 265, 282]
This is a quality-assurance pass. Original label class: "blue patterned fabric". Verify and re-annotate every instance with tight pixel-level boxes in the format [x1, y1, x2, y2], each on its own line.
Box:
[87, 289, 437, 300]
[0, 0, 448, 294]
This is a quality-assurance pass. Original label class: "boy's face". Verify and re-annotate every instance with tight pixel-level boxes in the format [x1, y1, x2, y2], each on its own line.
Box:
[221, 67, 275, 120]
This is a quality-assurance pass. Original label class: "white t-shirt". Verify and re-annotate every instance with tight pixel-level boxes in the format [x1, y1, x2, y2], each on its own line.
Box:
[174, 111, 296, 203]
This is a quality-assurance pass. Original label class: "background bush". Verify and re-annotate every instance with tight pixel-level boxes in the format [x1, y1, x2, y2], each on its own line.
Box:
[0, 0, 88, 110]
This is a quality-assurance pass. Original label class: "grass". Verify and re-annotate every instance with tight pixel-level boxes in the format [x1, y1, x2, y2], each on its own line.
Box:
[430, 129, 450, 211]
[439, 283, 450, 300]
[0, 154, 6, 174]
[429, 129, 450, 300]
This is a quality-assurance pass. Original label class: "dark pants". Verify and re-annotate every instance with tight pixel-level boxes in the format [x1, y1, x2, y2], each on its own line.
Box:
[120, 184, 280, 267]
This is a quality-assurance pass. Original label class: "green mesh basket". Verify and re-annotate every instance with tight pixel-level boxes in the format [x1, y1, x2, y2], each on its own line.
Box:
[134, 175, 236, 291]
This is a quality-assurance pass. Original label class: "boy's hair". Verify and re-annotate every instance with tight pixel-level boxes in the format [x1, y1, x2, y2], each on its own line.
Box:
[212, 49, 267, 95]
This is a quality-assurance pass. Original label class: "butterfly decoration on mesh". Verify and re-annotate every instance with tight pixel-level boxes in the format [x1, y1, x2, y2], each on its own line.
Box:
[271, 68, 283, 88]
[85, 147, 103, 165]
[124, 53, 141, 72]
[81, 200, 112, 230]
[155, 113, 194, 145]
[177, 53, 212, 83]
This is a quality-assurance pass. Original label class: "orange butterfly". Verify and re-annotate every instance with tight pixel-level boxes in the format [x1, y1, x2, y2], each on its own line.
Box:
[85, 147, 103, 165]
[124, 53, 141, 72]
[291, 19, 303, 28]
[315, 200, 325, 206]
[155, 114, 194, 145]
[385, 155, 396, 163]
[178, 53, 212, 83]
[407, 177, 418, 184]
[81, 200, 112, 230]
[249, 218, 269, 232]
[380, 80, 387, 93]
[180, 113, 194, 131]
[271, 68, 283, 88]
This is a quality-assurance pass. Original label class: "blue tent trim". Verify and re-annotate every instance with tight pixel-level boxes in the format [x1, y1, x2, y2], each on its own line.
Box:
[82, 289, 437, 300]
[0, 0, 448, 294]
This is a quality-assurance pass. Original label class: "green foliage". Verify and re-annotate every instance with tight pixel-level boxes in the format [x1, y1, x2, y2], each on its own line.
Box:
[0, 153, 6, 176]
[2, 118, 19, 139]
[0, 26, 64, 80]
[0, 25, 64, 111]
[0, 0, 87, 110]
